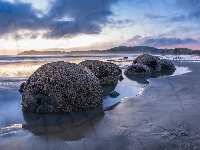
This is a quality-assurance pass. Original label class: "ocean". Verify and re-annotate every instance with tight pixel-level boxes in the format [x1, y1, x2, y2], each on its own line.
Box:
[0, 54, 195, 142]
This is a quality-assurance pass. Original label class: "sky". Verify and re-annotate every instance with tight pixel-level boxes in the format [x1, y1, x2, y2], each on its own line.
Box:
[0, 0, 200, 55]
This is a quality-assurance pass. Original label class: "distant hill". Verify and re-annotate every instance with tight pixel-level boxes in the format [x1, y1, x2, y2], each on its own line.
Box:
[17, 46, 200, 55]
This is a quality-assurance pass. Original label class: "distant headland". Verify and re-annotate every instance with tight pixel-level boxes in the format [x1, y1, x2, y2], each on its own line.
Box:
[17, 46, 200, 55]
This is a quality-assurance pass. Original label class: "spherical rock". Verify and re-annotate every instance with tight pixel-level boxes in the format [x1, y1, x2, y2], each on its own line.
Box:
[124, 63, 151, 74]
[125, 54, 175, 75]
[79, 60, 122, 85]
[20, 61, 103, 114]
[133, 54, 161, 71]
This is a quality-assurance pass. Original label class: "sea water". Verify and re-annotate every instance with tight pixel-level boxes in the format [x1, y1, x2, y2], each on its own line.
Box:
[0, 54, 194, 129]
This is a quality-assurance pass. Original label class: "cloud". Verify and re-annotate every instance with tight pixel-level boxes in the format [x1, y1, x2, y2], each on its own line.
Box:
[168, 15, 187, 22]
[115, 19, 135, 24]
[127, 35, 142, 42]
[108, 18, 136, 28]
[175, 0, 200, 20]
[0, 1, 42, 37]
[43, 0, 117, 38]
[144, 14, 166, 20]
[141, 37, 199, 47]
[127, 35, 200, 47]
[144, 13, 187, 22]
[0, 0, 121, 39]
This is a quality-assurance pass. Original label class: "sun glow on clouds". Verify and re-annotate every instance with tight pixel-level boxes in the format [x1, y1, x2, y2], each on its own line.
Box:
[0, 34, 106, 55]
[1, 0, 200, 54]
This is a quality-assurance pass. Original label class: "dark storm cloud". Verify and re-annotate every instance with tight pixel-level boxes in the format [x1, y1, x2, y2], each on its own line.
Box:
[127, 35, 199, 47]
[0, 0, 120, 39]
[42, 0, 123, 38]
[0, 1, 43, 38]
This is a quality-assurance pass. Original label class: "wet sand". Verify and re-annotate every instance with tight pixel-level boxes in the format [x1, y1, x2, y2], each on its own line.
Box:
[0, 61, 200, 150]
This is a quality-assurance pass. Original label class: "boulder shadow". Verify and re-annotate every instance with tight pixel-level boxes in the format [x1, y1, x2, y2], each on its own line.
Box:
[22, 106, 106, 141]
[125, 69, 175, 84]
[22, 101, 121, 141]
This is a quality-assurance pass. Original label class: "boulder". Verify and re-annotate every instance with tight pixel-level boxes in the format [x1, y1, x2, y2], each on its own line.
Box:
[133, 54, 161, 71]
[19, 82, 25, 93]
[125, 54, 175, 75]
[158, 59, 175, 70]
[124, 63, 151, 74]
[20, 61, 103, 114]
[79, 60, 122, 85]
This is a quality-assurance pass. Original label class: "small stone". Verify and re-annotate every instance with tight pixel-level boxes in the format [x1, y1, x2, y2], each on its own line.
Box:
[118, 75, 124, 81]
[109, 91, 120, 98]
[181, 132, 188, 136]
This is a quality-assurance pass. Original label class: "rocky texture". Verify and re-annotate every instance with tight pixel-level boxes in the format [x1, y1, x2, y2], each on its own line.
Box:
[109, 91, 120, 98]
[118, 75, 124, 81]
[126, 54, 175, 74]
[133, 54, 161, 71]
[158, 59, 176, 70]
[20, 61, 103, 114]
[79, 60, 122, 85]
[124, 63, 151, 74]
[19, 82, 25, 93]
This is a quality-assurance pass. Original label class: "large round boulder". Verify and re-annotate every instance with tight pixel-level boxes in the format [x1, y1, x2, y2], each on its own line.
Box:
[79, 60, 122, 85]
[124, 63, 151, 74]
[133, 54, 161, 71]
[20, 61, 103, 114]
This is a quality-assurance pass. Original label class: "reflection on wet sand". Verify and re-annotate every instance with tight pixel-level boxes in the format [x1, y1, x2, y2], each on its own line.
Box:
[125, 68, 177, 84]
[22, 106, 106, 141]
[102, 84, 117, 97]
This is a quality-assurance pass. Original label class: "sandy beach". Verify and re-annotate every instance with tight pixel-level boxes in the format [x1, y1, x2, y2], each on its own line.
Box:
[1, 0, 200, 149]
[0, 60, 200, 150]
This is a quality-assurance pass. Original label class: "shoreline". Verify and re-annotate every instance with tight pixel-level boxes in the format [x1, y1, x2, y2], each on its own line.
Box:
[0, 61, 200, 149]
